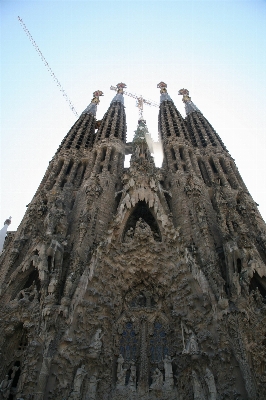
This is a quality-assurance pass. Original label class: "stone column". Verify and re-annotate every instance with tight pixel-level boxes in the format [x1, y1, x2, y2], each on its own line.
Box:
[138, 317, 149, 395]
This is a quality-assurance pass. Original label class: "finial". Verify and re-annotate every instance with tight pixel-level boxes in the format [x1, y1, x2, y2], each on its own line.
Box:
[178, 88, 191, 103]
[178, 88, 201, 115]
[157, 82, 168, 94]
[110, 83, 126, 105]
[4, 217, 12, 226]
[157, 82, 173, 104]
[92, 90, 104, 104]
[82, 90, 103, 116]
[115, 83, 127, 94]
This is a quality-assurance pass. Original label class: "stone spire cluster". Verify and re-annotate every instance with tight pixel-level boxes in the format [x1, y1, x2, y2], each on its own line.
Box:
[0, 82, 266, 400]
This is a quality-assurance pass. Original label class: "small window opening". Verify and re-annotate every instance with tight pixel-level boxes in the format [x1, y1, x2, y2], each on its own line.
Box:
[182, 164, 187, 172]
[109, 148, 115, 162]
[70, 198, 75, 210]
[237, 258, 242, 274]
[115, 192, 122, 211]
[101, 147, 107, 162]
[209, 158, 218, 174]
[179, 147, 185, 161]
[174, 163, 178, 171]
[81, 162, 87, 182]
[60, 178, 67, 188]
[170, 148, 176, 160]
[164, 192, 172, 212]
[48, 256, 53, 273]
[198, 159, 211, 186]
[56, 160, 64, 176]
[65, 160, 74, 176]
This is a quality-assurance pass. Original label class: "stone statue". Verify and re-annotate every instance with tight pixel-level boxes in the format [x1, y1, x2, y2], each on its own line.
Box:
[135, 145, 140, 158]
[163, 355, 174, 389]
[117, 354, 124, 375]
[134, 218, 153, 241]
[0, 375, 11, 399]
[64, 272, 74, 297]
[48, 273, 58, 295]
[204, 368, 217, 400]
[89, 328, 104, 358]
[116, 360, 127, 389]
[150, 368, 163, 390]
[69, 365, 87, 399]
[86, 373, 100, 400]
[183, 332, 199, 355]
[192, 370, 205, 400]
[239, 269, 250, 297]
[11, 365, 19, 380]
[128, 361, 137, 391]
[124, 227, 134, 243]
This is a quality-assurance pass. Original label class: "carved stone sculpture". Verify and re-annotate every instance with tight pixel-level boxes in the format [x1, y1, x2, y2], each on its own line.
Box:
[163, 355, 174, 389]
[69, 365, 87, 399]
[85, 374, 100, 400]
[88, 328, 103, 358]
[150, 368, 163, 390]
[183, 332, 199, 355]
[1, 84, 266, 400]
[204, 368, 217, 400]
[0, 375, 12, 399]
[128, 361, 137, 391]
[116, 354, 127, 389]
[192, 370, 205, 400]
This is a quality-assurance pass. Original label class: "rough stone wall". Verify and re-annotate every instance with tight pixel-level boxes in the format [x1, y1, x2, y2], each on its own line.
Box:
[0, 93, 266, 400]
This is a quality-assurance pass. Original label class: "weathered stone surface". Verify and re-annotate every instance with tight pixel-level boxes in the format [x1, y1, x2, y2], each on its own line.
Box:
[0, 87, 266, 400]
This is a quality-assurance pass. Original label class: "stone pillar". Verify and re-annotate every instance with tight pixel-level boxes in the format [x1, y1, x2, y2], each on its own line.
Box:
[138, 317, 149, 395]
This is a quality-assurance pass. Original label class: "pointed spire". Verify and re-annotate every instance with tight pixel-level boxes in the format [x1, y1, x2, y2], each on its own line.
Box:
[178, 88, 201, 115]
[0, 217, 11, 254]
[82, 90, 104, 116]
[157, 82, 173, 103]
[131, 119, 154, 163]
[111, 83, 126, 105]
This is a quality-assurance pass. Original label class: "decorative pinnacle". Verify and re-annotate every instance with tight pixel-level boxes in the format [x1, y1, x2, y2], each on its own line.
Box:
[115, 83, 127, 94]
[91, 90, 104, 105]
[157, 82, 173, 104]
[157, 82, 168, 94]
[4, 217, 12, 226]
[178, 88, 191, 103]
[178, 88, 201, 115]
[82, 90, 103, 115]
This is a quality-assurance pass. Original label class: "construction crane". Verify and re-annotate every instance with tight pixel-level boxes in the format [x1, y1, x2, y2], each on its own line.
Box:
[18, 16, 79, 118]
[110, 85, 159, 120]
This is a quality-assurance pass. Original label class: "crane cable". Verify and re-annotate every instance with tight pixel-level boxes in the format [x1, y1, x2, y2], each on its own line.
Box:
[18, 16, 79, 118]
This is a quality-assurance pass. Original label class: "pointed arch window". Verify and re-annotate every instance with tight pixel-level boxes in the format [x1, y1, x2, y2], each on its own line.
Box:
[150, 321, 168, 363]
[120, 322, 138, 362]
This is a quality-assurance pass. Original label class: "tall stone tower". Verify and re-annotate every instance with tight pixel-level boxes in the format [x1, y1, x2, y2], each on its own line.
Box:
[0, 82, 266, 400]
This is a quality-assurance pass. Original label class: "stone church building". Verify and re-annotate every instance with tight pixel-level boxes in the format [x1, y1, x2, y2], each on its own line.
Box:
[0, 82, 266, 399]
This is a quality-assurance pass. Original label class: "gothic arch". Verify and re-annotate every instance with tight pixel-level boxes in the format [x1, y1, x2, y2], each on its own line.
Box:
[122, 200, 162, 242]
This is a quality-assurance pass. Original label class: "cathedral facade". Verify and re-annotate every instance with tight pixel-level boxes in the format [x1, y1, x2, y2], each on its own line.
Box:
[0, 82, 266, 400]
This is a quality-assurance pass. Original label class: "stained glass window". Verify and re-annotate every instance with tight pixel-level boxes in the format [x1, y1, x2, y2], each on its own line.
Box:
[120, 322, 138, 361]
[150, 321, 168, 363]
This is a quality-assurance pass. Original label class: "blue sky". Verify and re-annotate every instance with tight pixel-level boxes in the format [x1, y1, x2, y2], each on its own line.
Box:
[1, 0, 266, 230]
